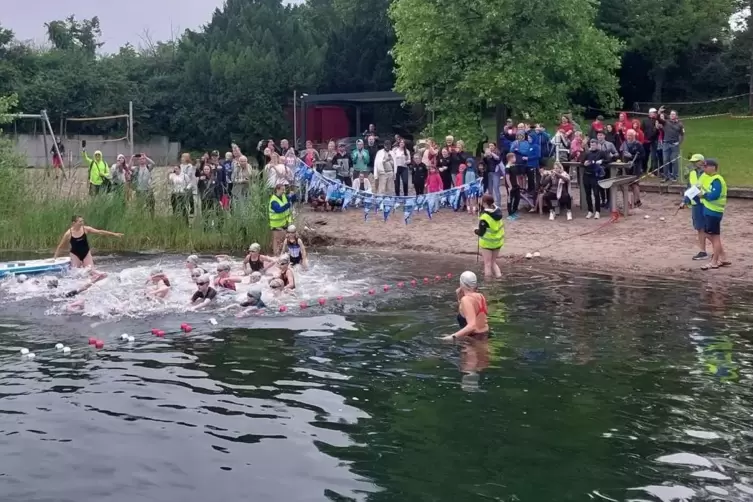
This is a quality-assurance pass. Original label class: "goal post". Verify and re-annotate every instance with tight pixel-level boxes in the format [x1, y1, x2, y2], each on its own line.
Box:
[62, 101, 134, 169]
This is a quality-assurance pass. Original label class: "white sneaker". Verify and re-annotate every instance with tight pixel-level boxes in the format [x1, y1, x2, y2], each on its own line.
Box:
[566, 211, 573, 221]
[549, 210, 555, 221]
[586, 212, 593, 219]
[594, 212, 600, 219]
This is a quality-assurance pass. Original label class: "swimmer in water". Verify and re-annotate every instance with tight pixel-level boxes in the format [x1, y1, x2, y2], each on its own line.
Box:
[441, 271, 489, 341]
[243, 243, 275, 275]
[281, 225, 308, 269]
[236, 285, 266, 317]
[185, 255, 207, 276]
[214, 262, 242, 291]
[276, 255, 296, 291]
[146, 268, 171, 299]
[52, 270, 108, 312]
[189, 274, 217, 311]
[268, 277, 285, 296]
[53, 215, 123, 268]
[248, 271, 263, 284]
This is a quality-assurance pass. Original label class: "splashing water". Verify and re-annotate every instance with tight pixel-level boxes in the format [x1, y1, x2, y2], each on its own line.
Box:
[0, 254, 378, 320]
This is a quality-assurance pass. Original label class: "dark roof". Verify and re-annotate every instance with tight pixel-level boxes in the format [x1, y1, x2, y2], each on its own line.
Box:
[300, 91, 404, 105]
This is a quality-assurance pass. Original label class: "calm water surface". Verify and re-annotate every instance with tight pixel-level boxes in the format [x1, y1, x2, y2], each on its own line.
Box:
[1, 252, 753, 502]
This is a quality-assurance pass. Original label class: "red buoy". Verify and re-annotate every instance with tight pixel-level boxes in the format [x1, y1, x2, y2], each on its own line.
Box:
[446, 273, 453, 279]
[279, 305, 288, 312]
[300, 301, 308, 309]
[336, 295, 343, 301]
[410, 280, 417, 286]
[183, 326, 192, 333]
[435, 275, 441, 281]
[383, 285, 390, 292]
[88, 337, 97, 345]
[423, 277, 429, 284]
[368, 289, 376, 295]
[156, 330, 165, 337]
[397, 281, 405, 288]
[94, 340, 104, 349]
[151, 328, 159, 335]
[318, 298, 326, 306]
[180, 323, 187, 330]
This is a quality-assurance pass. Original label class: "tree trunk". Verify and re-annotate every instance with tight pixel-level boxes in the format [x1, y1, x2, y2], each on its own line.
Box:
[651, 68, 665, 103]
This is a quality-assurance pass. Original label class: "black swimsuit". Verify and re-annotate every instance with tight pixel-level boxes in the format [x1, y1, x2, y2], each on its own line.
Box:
[248, 257, 264, 272]
[69, 230, 90, 261]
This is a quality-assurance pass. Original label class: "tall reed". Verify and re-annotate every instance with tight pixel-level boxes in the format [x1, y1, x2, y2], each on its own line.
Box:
[0, 166, 274, 254]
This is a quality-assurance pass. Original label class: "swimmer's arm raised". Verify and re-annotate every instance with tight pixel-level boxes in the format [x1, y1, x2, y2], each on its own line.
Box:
[84, 226, 123, 238]
[53, 229, 71, 259]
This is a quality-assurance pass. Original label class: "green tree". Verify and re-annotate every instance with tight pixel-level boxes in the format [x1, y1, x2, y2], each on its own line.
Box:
[597, 0, 736, 102]
[390, 0, 622, 141]
[44, 15, 103, 57]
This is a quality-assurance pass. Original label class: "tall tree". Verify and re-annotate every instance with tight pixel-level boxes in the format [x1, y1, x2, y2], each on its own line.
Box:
[390, 0, 622, 141]
[597, 0, 736, 102]
[44, 16, 103, 57]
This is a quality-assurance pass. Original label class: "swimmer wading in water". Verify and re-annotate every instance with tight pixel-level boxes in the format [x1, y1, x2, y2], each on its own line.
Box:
[53, 215, 123, 268]
[281, 225, 308, 269]
[441, 271, 490, 341]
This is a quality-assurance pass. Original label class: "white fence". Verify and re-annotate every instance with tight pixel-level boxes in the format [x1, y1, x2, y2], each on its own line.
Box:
[12, 134, 182, 167]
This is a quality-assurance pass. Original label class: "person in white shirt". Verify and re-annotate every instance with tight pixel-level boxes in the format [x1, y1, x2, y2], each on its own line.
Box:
[179, 152, 198, 217]
[168, 165, 190, 220]
[391, 138, 410, 196]
[265, 152, 291, 189]
[373, 140, 395, 195]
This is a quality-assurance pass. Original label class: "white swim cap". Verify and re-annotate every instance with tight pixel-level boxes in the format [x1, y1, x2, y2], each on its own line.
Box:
[278, 254, 290, 265]
[150, 268, 163, 277]
[286, 224, 297, 233]
[217, 262, 232, 272]
[248, 243, 261, 253]
[459, 271, 477, 289]
[249, 271, 262, 283]
[269, 278, 284, 289]
[186, 254, 199, 264]
[247, 285, 263, 299]
[196, 274, 210, 285]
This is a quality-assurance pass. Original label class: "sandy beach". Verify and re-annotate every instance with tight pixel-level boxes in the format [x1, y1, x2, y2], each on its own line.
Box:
[301, 191, 752, 283]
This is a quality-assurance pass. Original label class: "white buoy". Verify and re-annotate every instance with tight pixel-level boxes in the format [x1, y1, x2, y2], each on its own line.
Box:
[20, 348, 29, 355]
[533, 251, 541, 258]
[127, 336, 135, 343]
[209, 318, 218, 326]
[62, 347, 71, 354]
[644, 215, 650, 219]
[27, 353, 35, 360]
[120, 333, 129, 341]
[55, 343, 64, 350]
[525, 253, 533, 259]
[659, 217, 666, 222]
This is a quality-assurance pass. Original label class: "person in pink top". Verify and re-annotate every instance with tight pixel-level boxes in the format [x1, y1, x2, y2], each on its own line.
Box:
[425, 163, 443, 194]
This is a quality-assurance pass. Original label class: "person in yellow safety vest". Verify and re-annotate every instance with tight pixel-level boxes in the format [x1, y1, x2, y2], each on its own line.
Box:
[680, 154, 711, 260]
[698, 159, 730, 271]
[474, 194, 504, 279]
[268, 183, 294, 255]
[82, 149, 111, 196]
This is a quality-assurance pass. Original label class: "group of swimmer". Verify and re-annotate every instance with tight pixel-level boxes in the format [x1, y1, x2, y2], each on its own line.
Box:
[48, 214, 309, 314]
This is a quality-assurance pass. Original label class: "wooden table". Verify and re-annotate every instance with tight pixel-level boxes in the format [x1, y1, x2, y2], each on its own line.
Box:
[561, 161, 632, 216]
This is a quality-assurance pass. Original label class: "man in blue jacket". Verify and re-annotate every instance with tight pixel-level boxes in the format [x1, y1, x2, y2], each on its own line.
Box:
[698, 159, 729, 271]
[524, 131, 540, 194]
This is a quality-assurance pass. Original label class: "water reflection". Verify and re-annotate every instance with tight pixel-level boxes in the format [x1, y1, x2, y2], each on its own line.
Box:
[1, 259, 753, 501]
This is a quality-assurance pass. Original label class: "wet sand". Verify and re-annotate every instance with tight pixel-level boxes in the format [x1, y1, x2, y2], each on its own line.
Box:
[301, 192, 752, 283]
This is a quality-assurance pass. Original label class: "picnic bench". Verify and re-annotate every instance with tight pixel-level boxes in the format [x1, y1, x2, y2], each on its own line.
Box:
[560, 161, 634, 217]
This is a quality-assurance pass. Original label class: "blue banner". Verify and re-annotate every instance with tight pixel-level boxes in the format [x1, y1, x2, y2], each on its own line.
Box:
[294, 163, 484, 223]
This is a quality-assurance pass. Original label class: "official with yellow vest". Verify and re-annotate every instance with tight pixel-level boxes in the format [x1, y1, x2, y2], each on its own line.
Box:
[699, 159, 730, 270]
[269, 183, 293, 255]
[682, 153, 711, 260]
[82, 149, 110, 196]
[474, 194, 504, 279]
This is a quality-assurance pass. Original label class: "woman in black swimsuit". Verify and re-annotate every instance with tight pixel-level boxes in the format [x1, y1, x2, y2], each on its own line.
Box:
[53, 215, 123, 268]
[243, 243, 274, 274]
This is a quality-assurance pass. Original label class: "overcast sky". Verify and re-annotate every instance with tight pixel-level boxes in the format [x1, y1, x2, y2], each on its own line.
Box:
[3, 0, 227, 51]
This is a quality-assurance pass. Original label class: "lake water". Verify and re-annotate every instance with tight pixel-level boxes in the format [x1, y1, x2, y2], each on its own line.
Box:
[1, 252, 753, 502]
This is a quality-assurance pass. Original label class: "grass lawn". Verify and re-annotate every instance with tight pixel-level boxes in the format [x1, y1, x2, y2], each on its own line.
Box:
[482, 115, 753, 187]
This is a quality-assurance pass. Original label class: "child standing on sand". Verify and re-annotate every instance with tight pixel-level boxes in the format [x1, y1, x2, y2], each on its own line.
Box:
[426, 163, 443, 194]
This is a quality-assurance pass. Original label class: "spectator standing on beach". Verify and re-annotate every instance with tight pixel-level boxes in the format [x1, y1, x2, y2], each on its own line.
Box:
[168, 165, 190, 221]
[681, 154, 709, 260]
[299, 140, 320, 168]
[615, 112, 632, 137]
[82, 148, 110, 196]
[373, 140, 395, 194]
[232, 156, 252, 200]
[422, 138, 438, 168]
[620, 129, 644, 208]
[264, 152, 288, 188]
[641, 108, 660, 175]
[541, 162, 572, 221]
[331, 143, 353, 187]
[366, 135, 379, 174]
[605, 124, 621, 151]
[450, 140, 468, 187]
[533, 124, 552, 166]
[698, 159, 729, 271]
[51, 136, 65, 172]
[351, 139, 370, 179]
[499, 118, 516, 157]
[588, 116, 605, 140]
[179, 153, 198, 217]
[197, 163, 218, 215]
[580, 138, 605, 219]
[323, 140, 337, 170]
[483, 142, 501, 202]
[657, 106, 684, 182]
[569, 131, 584, 168]
[552, 129, 571, 163]
[392, 138, 411, 196]
[133, 153, 156, 215]
[504, 152, 520, 220]
[524, 132, 540, 194]
[409, 153, 427, 195]
[110, 154, 131, 196]
[437, 146, 453, 190]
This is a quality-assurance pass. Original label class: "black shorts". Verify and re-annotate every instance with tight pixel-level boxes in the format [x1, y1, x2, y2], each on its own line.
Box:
[704, 214, 722, 236]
